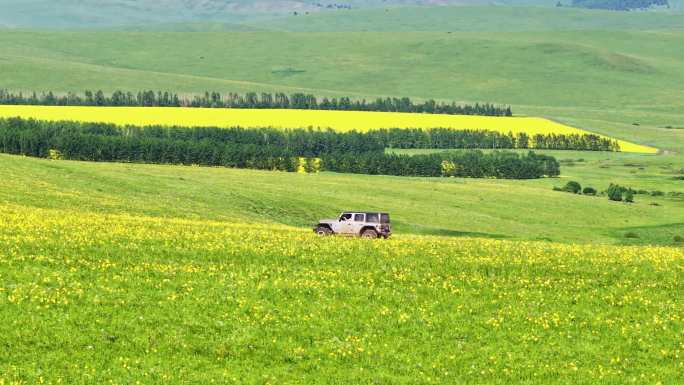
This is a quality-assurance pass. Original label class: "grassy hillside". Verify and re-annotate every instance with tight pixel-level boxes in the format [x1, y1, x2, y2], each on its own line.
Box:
[0, 29, 682, 110]
[1, 155, 682, 384]
[1, 154, 682, 245]
[2, 203, 682, 385]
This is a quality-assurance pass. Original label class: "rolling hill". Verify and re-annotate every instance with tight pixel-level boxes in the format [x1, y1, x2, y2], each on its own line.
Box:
[1, 150, 683, 384]
[1, 152, 683, 245]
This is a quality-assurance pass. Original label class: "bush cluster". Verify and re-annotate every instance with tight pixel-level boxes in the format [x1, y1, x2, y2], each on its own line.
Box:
[554, 181, 640, 203]
[562, 181, 583, 194]
[555, 181, 598, 195]
[582, 187, 597, 196]
[607, 184, 636, 203]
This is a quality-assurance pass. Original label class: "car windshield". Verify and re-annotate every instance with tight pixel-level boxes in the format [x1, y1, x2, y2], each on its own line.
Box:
[381, 213, 390, 223]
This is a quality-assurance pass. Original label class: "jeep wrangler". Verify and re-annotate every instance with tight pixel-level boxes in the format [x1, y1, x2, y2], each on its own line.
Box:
[314, 212, 391, 239]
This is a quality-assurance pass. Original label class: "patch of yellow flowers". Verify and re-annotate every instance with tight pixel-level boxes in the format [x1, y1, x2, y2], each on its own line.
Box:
[0, 105, 657, 153]
[0, 203, 681, 384]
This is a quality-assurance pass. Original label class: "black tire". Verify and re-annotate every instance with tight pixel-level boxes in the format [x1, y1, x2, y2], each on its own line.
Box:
[316, 226, 333, 236]
[361, 229, 378, 239]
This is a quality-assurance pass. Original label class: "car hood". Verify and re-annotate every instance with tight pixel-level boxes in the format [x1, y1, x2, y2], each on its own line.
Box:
[318, 219, 338, 225]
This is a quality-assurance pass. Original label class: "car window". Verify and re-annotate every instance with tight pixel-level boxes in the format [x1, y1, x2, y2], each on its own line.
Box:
[340, 213, 352, 221]
[381, 214, 390, 223]
[366, 213, 379, 223]
[354, 214, 365, 222]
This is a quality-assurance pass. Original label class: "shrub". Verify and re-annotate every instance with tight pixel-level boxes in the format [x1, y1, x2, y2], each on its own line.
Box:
[48, 149, 63, 160]
[625, 190, 635, 203]
[562, 181, 582, 194]
[674, 235, 684, 243]
[441, 160, 456, 176]
[582, 187, 597, 196]
[606, 184, 625, 202]
[624, 232, 640, 239]
[651, 190, 665, 197]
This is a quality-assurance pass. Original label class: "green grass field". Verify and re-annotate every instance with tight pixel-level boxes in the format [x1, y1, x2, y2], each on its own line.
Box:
[0, 4, 681, 243]
[1, 154, 682, 245]
[1, 155, 682, 384]
[1, 4, 684, 384]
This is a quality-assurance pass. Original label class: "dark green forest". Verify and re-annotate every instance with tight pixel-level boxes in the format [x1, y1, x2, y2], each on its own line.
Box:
[0, 117, 563, 179]
[375, 128, 618, 151]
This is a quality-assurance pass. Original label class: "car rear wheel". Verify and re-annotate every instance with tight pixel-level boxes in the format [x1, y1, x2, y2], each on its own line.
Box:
[361, 229, 378, 239]
[316, 226, 333, 236]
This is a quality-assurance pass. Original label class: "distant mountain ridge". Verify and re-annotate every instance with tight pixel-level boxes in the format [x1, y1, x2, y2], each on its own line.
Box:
[0, 0, 680, 29]
[0, 0, 560, 29]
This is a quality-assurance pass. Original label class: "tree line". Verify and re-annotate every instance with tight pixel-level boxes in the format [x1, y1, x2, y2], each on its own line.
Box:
[372, 128, 619, 152]
[0, 118, 619, 156]
[0, 89, 512, 116]
[323, 151, 559, 179]
[0, 117, 560, 179]
[568, 0, 668, 10]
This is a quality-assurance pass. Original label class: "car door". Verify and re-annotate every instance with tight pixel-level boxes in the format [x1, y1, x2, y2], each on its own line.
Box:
[352, 213, 366, 235]
[335, 213, 354, 235]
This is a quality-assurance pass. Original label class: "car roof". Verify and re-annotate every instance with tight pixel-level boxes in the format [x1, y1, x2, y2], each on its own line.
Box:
[342, 212, 388, 214]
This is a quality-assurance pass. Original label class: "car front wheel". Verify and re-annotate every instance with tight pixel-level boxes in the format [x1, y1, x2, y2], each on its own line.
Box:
[316, 226, 333, 236]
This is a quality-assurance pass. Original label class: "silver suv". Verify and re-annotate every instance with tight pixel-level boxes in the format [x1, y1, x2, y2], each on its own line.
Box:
[314, 212, 391, 239]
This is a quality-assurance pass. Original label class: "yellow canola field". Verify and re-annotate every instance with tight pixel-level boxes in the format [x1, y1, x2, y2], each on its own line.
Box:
[0, 105, 657, 153]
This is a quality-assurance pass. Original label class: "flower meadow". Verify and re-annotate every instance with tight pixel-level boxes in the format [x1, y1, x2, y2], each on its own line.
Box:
[0, 105, 656, 154]
[0, 203, 681, 385]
